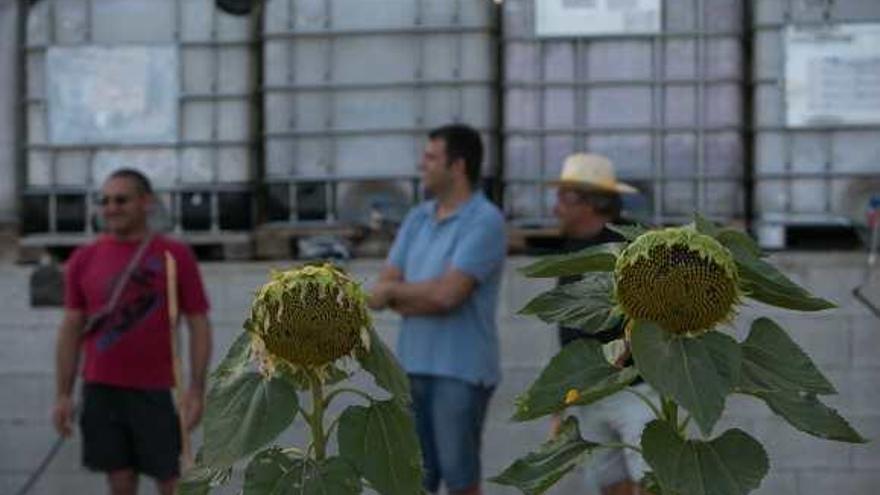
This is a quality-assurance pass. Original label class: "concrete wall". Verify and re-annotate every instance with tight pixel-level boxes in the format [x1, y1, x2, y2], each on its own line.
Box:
[0, 254, 877, 494]
[0, 0, 20, 226]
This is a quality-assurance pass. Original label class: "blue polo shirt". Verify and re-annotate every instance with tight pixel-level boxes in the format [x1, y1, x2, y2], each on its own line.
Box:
[387, 192, 506, 387]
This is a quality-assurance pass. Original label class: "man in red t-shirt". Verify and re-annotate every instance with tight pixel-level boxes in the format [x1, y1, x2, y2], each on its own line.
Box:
[53, 169, 213, 495]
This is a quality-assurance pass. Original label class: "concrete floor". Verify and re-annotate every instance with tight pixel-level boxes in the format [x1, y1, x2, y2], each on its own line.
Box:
[1, 253, 877, 494]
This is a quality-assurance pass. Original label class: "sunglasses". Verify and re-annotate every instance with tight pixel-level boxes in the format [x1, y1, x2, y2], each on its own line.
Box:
[98, 195, 133, 206]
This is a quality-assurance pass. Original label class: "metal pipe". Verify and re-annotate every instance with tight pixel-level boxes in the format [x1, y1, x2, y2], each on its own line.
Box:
[262, 25, 490, 40]
[491, 0, 504, 206]
[14, 0, 28, 233]
[742, 0, 756, 229]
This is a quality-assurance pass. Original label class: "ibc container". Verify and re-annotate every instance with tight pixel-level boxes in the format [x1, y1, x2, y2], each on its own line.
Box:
[261, 0, 497, 226]
[751, 0, 880, 247]
[502, 0, 747, 227]
[23, 0, 258, 237]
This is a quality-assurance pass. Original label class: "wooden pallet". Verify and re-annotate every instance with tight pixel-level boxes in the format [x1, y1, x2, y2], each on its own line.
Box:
[254, 223, 365, 260]
[18, 232, 254, 263]
[756, 222, 863, 250]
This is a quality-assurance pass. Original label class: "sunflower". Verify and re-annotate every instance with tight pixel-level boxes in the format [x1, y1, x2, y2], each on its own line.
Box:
[247, 263, 371, 378]
[614, 226, 741, 335]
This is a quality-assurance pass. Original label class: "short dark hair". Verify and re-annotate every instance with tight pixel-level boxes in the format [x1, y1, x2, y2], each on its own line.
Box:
[573, 189, 622, 220]
[428, 124, 483, 188]
[106, 168, 153, 196]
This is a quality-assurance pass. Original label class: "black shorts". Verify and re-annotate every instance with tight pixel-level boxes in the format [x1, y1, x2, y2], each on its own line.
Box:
[79, 383, 181, 480]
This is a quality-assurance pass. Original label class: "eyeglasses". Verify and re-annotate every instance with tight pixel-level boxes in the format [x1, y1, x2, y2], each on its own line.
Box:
[98, 195, 133, 207]
[556, 191, 587, 206]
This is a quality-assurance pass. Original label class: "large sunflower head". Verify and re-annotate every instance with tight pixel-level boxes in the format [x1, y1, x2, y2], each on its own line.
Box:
[614, 226, 741, 335]
[247, 263, 370, 374]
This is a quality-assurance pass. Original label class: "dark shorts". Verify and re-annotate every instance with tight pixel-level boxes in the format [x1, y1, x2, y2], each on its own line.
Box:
[409, 374, 494, 493]
[79, 383, 181, 480]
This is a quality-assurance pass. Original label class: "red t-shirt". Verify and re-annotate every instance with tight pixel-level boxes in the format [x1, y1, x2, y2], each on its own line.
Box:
[64, 234, 210, 389]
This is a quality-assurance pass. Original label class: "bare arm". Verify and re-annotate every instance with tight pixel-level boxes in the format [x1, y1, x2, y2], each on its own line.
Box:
[386, 269, 477, 316]
[182, 313, 212, 431]
[55, 310, 85, 399]
[185, 313, 212, 392]
[53, 309, 85, 436]
[367, 264, 403, 310]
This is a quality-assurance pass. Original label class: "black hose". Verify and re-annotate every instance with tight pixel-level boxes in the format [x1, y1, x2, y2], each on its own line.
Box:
[854, 287, 880, 320]
[14, 435, 68, 495]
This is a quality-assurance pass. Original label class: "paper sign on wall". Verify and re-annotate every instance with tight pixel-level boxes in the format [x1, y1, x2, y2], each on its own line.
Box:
[47, 46, 179, 144]
[785, 24, 880, 127]
[535, 0, 661, 37]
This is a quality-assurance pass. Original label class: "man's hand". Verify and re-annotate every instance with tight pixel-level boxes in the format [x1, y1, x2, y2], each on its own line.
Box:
[368, 280, 396, 310]
[52, 395, 75, 437]
[183, 387, 205, 431]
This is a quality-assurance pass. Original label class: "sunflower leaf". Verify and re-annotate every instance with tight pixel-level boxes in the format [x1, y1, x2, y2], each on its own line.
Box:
[519, 273, 620, 332]
[642, 420, 769, 495]
[737, 318, 835, 395]
[491, 416, 598, 494]
[736, 257, 835, 311]
[513, 339, 638, 421]
[631, 322, 740, 436]
[519, 243, 624, 278]
[716, 228, 764, 260]
[745, 390, 866, 443]
[692, 213, 721, 237]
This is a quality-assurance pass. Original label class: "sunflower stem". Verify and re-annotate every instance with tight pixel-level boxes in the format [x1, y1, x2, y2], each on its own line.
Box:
[661, 396, 679, 433]
[323, 387, 374, 408]
[307, 372, 327, 461]
[678, 414, 692, 435]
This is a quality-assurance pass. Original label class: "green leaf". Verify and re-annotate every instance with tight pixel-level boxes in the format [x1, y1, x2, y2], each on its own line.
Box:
[691, 213, 763, 261]
[513, 339, 638, 421]
[519, 243, 624, 278]
[736, 256, 835, 311]
[519, 273, 620, 332]
[734, 319, 865, 443]
[715, 228, 763, 260]
[748, 390, 866, 443]
[631, 322, 740, 436]
[738, 318, 835, 395]
[201, 371, 300, 468]
[243, 448, 296, 495]
[211, 330, 252, 389]
[357, 326, 412, 403]
[607, 223, 648, 241]
[642, 420, 768, 495]
[692, 213, 721, 237]
[244, 454, 361, 495]
[490, 416, 598, 495]
[280, 365, 351, 391]
[179, 465, 232, 495]
[338, 400, 423, 495]
[639, 471, 664, 495]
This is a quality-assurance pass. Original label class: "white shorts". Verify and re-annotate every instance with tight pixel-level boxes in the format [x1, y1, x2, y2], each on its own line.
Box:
[577, 382, 657, 492]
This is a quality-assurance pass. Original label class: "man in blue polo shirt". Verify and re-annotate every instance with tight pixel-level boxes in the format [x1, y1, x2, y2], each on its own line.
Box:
[368, 124, 506, 495]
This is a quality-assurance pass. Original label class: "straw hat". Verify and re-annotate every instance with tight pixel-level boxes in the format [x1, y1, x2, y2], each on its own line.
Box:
[548, 153, 637, 194]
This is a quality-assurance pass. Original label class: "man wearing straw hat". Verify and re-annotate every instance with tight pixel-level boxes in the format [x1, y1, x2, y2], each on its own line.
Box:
[548, 153, 656, 495]
[53, 169, 212, 495]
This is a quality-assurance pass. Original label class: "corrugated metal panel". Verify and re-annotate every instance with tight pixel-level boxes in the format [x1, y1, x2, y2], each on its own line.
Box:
[261, 0, 497, 225]
[23, 0, 257, 235]
[752, 0, 880, 244]
[502, 0, 746, 226]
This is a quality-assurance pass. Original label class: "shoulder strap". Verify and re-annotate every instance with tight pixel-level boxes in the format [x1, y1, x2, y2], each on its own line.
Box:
[81, 232, 156, 336]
